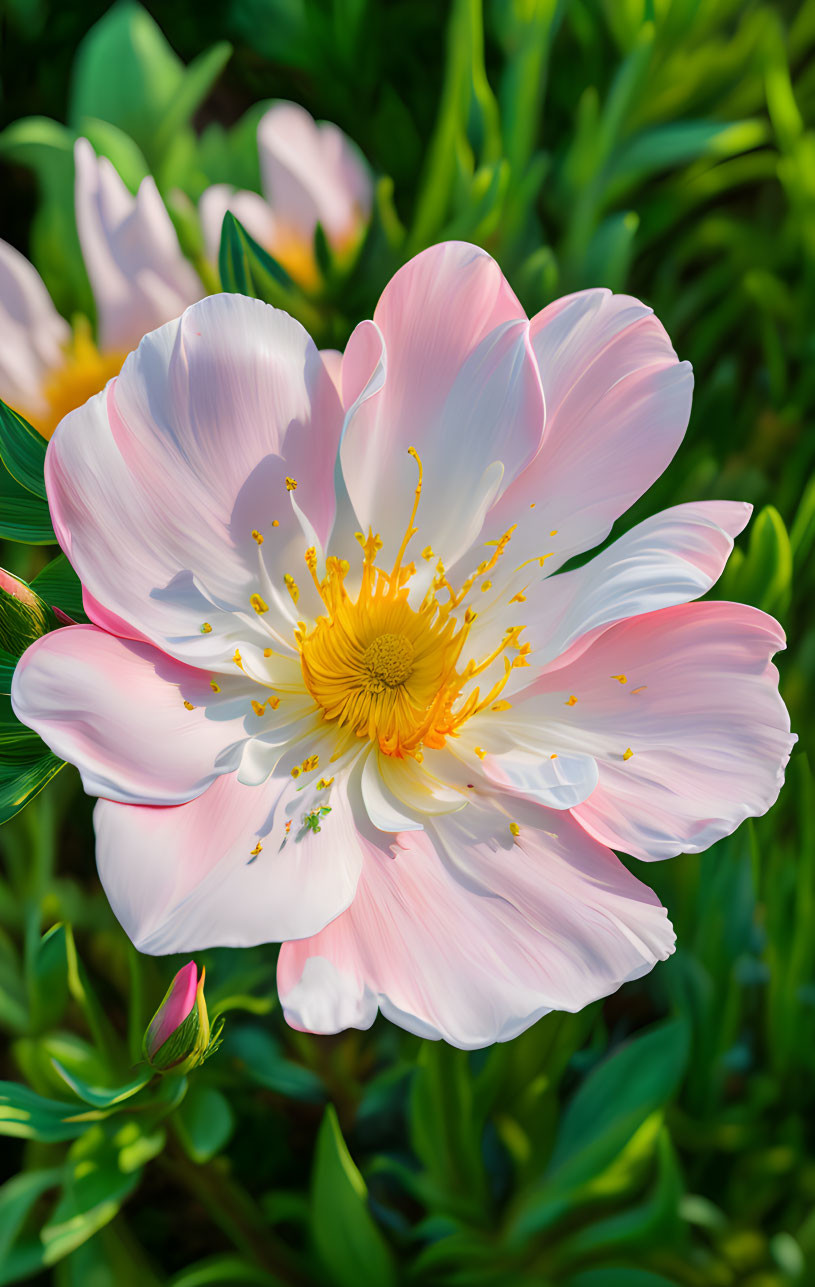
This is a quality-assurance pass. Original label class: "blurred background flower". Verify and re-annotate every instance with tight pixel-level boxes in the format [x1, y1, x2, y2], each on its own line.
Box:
[0, 2, 813, 1285]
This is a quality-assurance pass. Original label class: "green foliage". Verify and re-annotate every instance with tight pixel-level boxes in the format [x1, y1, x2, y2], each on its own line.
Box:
[1, 0, 814, 1284]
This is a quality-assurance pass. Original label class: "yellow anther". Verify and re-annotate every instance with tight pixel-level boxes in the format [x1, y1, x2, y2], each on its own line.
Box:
[263, 648, 273, 658]
[550, 753, 558, 759]
[285, 477, 298, 491]
[538, 552, 554, 566]
[623, 747, 634, 761]
[268, 695, 280, 710]
[611, 674, 627, 684]
[316, 777, 334, 790]
[302, 754, 319, 772]
[474, 747, 487, 760]
[422, 545, 434, 560]
[210, 680, 221, 693]
[550, 529, 558, 536]
[529, 503, 536, 509]
[481, 580, 492, 592]
[251, 700, 266, 717]
[233, 649, 243, 668]
[565, 695, 578, 706]
[200, 622, 212, 634]
[284, 574, 300, 605]
[305, 546, 317, 569]
[252, 530, 263, 544]
[509, 591, 526, 603]
[509, 822, 520, 837]
[491, 700, 512, 712]
[272, 519, 280, 527]
[250, 841, 263, 857]
[631, 685, 647, 694]
[183, 700, 195, 711]
[464, 608, 477, 624]
[250, 593, 269, 614]
[291, 765, 302, 778]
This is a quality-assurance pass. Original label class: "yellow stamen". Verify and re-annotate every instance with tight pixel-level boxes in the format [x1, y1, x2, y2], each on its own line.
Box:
[611, 674, 627, 684]
[565, 695, 578, 706]
[201, 622, 213, 634]
[251, 700, 266, 717]
[474, 747, 487, 760]
[183, 700, 195, 711]
[285, 477, 298, 491]
[250, 594, 269, 614]
[623, 747, 634, 761]
[250, 842, 262, 857]
[509, 822, 520, 837]
[284, 574, 300, 605]
[252, 530, 263, 545]
[210, 680, 221, 693]
[272, 519, 280, 528]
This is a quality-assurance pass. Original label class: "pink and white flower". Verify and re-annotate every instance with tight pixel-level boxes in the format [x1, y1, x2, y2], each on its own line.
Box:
[12, 242, 794, 1048]
[0, 138, 202, 438]
[199, 102, 373, 291]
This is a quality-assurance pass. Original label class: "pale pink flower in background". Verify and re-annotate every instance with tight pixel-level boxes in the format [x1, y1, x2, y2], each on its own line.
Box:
[12, 242, 794, 1049]
[199, 101, 373, 290]
[0, 138, 202, 438]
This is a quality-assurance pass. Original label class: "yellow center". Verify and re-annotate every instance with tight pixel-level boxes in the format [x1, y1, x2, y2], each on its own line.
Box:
[294, 449, 528, 757]
[21, 322, 124, 440]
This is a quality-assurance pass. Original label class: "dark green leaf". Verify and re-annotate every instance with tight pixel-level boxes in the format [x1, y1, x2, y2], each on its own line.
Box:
[0, 399, 47, 498]
[218, 211, 294, 297]
[310, 1105, 396, 1287]
[174, 1084, 234, 1163]
[32, 554, 87, 623]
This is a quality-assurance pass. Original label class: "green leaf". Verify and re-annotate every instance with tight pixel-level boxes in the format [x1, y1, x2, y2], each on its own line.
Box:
[717, 504, 792, 620]
[0, 116, 92, 318]
[545, 1019, 690, 1192]
[310, 1105, 396, 1287]
[218, 211, 293, 297]
[0, 1167, 62, 1266]
[0, 743, 64, 827]
[32, 555, 87, 624]
[70, 3, 230, 177]
[174, 1084, 234, 1163]
[50, 1059, 152, 1109]
[27, 923, 70, 1032]
[226, 1025, 325, 1102]
[0, 442, 54, 544]
[169, 1255, 285, 1287]
[0, 399, 47, 498]
[40, 1124, 149, 1266]
[0, 1081, 109, 1142]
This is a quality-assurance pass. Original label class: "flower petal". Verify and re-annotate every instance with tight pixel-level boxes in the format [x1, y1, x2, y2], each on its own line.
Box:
[340, 242, 543, 570]
[95, 768, 364, 953]
[485, 288, 693, 570]
[74, 138, 203, 353]
[258, 101, 372, 249]
[11, 625, 248, 804]
[279, 799, 674, 1048]
[0, 238, 69, 417]
[510, 601, 795, 860]
[46, 293, 344, 668]
[470, 501, 752, 680]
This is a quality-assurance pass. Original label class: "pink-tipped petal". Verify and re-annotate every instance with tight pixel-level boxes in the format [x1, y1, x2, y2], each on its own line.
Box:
[95, 769, 364, 953]
[145, 961, 199, 1053]
[486, 288, 693, 569]
[279, 800, 674, 1049]
[258, 101, 372, 250]
[510, 601, 795, 860]
[0, 239, 70, 417]
[46, 293, 344, 667]
[74, 138, 203, 353]
[10, 625, 250, 804]
[340, 242, 543, 570]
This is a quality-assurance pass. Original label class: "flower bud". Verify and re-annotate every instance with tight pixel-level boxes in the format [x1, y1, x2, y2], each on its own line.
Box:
[143, 961, 212, 1074]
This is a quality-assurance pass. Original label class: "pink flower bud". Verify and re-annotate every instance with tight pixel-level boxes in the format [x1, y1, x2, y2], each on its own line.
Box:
[143, 961, 212, 1073]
